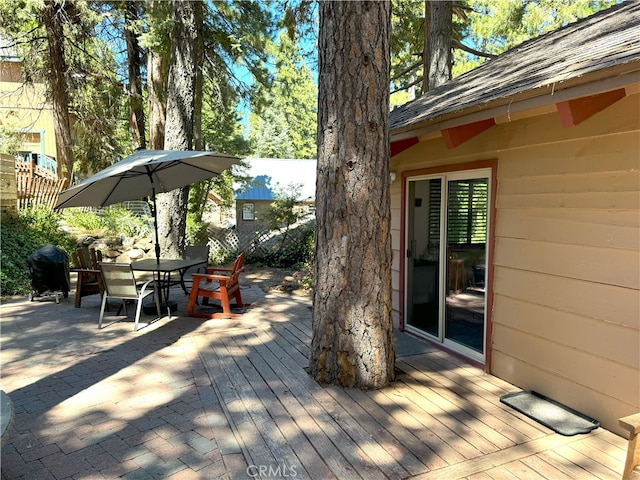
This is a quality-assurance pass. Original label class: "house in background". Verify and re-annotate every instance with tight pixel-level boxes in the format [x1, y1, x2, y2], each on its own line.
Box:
[388, 1, 639, 436]
[234, 158, 316, 233]
[0, 37, 58, 173]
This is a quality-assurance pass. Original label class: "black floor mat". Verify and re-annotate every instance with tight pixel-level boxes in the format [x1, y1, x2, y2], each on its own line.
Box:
[500, 390, 599, 436]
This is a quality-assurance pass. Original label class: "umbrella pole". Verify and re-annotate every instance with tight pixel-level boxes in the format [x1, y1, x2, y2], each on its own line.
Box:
[146, 168, 161, 265]
[144, 168, 177, 315]
[151, 193, 161, 264]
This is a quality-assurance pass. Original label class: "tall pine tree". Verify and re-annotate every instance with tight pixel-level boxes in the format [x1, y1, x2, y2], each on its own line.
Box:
[309, 0, 394, 389]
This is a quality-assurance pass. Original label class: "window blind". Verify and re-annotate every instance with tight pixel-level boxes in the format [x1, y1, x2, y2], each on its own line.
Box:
[447, 179, 488, 245]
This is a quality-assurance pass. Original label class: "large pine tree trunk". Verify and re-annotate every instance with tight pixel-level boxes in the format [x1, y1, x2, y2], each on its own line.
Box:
[147, 50, 166, 150]
[147, 0, 170, 150]
[309, 0, 394, 389]
[193, 21, 204, 151]
[42, 0, 74, 185]
[124, 1, 146, 149]
[426, 0, 452, 90]
[157, 0, 202, 258]
[422, 0, 431, 94]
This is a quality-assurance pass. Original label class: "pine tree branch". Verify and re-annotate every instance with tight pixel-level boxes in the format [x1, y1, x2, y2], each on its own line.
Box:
[453, 40, 497, 59]
[391, 75, 423, 95]
[391, 59, 423, 82]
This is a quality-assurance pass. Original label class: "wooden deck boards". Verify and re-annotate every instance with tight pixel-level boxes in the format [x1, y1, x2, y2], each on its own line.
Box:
[193, 314, 628, 479]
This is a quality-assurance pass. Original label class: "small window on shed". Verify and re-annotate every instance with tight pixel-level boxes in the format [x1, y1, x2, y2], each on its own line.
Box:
[242, 203, 255, 220]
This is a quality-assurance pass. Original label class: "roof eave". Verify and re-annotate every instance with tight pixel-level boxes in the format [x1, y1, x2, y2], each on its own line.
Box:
[390, 63, 640, 143]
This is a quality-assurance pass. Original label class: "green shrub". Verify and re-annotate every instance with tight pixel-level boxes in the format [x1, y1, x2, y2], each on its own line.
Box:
[101, 205, 151, 238]
[186, 213, 209, 246]
[209, 248, 237, 266]
[246, 220, 315, 268]
[1, 207, 76, 297]
[61, 205, 151, 238]
[60, 208, 104, 231]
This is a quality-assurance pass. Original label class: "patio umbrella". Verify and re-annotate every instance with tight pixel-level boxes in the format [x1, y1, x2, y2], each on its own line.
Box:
[55, 149, 239, 263]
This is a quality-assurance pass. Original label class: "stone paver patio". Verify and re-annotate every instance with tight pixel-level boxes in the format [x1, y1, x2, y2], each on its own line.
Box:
[0, 278, 630, 479]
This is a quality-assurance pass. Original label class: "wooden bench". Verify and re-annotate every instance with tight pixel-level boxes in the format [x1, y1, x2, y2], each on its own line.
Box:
[620, 413, 640, 480]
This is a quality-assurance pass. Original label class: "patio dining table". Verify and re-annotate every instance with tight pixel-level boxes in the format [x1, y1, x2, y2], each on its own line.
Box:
[131, 257, 207, 314]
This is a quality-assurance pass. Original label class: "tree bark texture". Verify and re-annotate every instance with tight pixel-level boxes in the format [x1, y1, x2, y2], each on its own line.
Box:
[125, 1, 146, 149]
[158, 0, 202, 258]
[309, 0, 394, 389]
[422, 0, 431, 94]
[42, 0, 74, 185]
[193, 13, 204, 151]
[147, 51, 166, 150]
[427, 0, 453, 90]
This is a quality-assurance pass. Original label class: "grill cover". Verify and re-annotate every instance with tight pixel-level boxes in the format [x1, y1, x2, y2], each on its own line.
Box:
[28, 244, 70, 295]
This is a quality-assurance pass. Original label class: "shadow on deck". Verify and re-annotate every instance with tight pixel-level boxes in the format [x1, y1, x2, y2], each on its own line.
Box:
[0, 280, 628, 479]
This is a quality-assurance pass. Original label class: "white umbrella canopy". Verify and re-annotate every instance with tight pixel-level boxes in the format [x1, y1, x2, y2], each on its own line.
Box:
[56, 149, 239, 209]
[55, 149, 240, 263]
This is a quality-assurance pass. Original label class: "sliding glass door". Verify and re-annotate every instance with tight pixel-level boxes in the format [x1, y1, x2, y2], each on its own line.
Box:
[405, 169, 491, 362]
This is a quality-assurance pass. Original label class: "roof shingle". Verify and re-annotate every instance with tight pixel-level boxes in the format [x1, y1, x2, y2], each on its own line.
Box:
[390, 1, 640, 136]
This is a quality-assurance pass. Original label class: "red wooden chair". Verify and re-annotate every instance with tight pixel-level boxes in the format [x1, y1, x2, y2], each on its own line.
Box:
[186, 253, 246, 318]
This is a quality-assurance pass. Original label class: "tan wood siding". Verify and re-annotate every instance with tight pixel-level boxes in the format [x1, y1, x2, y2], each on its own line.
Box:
[494, 237, 639, 289]
[496, 208, 640, 250]
[499, 170, 640, 195]
[498, 191, 639, 209]
[493, 323, 639, 405]
[493, 295, 639, 368]
[493, 267, 640, 329]
[390, 91, 640, 435]
[494, 123, 640, 435]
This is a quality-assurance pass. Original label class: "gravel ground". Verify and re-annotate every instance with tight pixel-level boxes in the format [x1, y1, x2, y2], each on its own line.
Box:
[240, 263, 312, 295]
